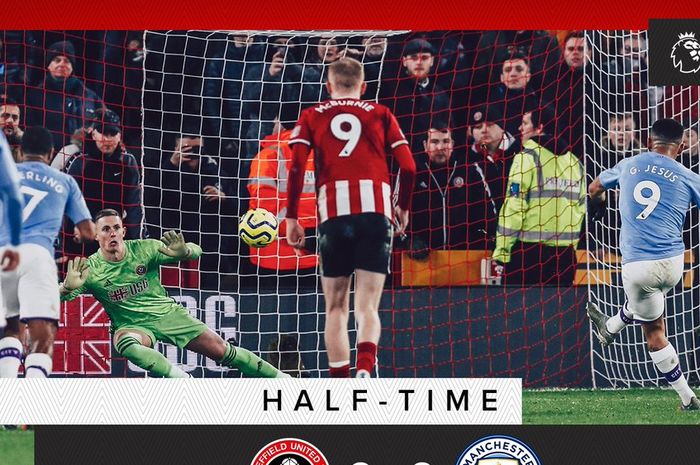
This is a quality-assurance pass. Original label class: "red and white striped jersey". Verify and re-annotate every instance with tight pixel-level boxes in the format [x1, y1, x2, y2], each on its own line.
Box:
[289, 98, 408, 223]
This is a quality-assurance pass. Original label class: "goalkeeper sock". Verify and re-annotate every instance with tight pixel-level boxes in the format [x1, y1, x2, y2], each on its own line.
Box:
[329, 360, 351, 378]
[356, 341, 377, 377]
[116, 335, 189, 378]
[220, 343, 286, 378]
[24, 353, 52, 378]
[606, 304, 634, 334]
[0, 337, 23, 378]
[650, 343, 695, 405]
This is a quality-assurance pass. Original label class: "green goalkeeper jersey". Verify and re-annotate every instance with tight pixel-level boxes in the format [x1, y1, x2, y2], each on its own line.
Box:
[61, 239, 202, 319]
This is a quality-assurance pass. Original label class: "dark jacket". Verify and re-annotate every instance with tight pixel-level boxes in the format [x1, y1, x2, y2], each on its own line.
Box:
[409, 151, 470, 250]
[471, 83, 540, 137]
[380, 75, 451, 154]
[552, 62, 585, 157]
[466, 133, 519, 250]
[203, 38, 266, 139]
[25, 75, 103, 150]
[240, 59, 304, 158]
[472, 30, 561, 93]
[160, 155, 235, 236]
[67, 141, 143, 239]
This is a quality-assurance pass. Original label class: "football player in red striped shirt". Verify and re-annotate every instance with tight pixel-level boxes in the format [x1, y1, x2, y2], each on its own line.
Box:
[286, 57, 416, 378]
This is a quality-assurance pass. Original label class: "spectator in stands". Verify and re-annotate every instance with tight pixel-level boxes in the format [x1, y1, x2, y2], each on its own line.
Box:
[553, 31, 589, 157]
[599, 112, 640, 174]
[680, 124, 700, 171]
[407, 124, 468, 257]
[0, 32, 41, 97]
[466, 106, 519, 249]
[340, 35, 389, 102]
[67, 109, 143, 254]
[160, 131, 235, 289]
[492, 107, 584, 286]
[298, 36, 344, 105]
[247, 107, 318, 272]
[51, 127, 90, 172]
[0, 98, 24, 162]
[562, 31, 590, 70]
[605, 34, 663, 118]
[684, 126, 699, 157]
[313, 36, 342, 64]
[472, 30, 561, 96]
[203, 34, 263, 141]
[585, 112, 640, 256]
[607, 34, 647, 75]
[472, 53, 541, 136]
[241, 36, 304, 159]
[25, 40, 104, 150]
[381, 39, 450, 154]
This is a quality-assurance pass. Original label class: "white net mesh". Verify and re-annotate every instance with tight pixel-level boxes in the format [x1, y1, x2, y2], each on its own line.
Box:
[140, 30, 404, 377]
[586, 30, 700, 387]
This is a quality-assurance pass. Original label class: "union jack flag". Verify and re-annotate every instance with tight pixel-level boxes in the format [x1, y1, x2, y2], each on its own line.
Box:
[54, 296, 111, 375]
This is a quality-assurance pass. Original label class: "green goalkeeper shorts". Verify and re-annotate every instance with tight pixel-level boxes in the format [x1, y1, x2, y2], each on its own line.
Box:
[112, 305, 208, 349]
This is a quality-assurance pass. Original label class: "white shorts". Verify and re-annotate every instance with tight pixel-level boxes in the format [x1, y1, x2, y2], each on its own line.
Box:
[0, 243, 60, 322]
[621, 254, 684, 322]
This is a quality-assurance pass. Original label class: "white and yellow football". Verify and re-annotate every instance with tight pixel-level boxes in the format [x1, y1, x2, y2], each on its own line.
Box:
[238, 208, 279, 248]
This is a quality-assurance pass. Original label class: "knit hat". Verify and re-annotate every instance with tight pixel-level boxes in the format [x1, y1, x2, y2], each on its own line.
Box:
[469, 105, 505, 128]
[46, 41, 76, 67]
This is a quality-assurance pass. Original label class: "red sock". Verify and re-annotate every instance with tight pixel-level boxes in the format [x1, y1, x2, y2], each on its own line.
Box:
[329, 363, 350, 378]
[356, 342, 377, 374]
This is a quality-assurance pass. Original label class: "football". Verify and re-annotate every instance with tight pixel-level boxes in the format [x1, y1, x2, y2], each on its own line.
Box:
[238, 208, 279, 248]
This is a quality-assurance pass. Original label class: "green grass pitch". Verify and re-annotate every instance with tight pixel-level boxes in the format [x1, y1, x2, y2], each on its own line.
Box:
[523, 387, 700, 424]
[0, 429, 34, 465]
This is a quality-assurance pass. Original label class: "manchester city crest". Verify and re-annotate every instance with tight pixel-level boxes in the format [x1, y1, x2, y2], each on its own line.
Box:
[455, 435, 541, 465]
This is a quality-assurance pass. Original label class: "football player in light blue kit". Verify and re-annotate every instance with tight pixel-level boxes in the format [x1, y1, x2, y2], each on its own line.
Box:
[588, 119, 699, 410]
[0, 132, 23, 273]
[0, 127, 95, 379]
[0, 131, 24, 322]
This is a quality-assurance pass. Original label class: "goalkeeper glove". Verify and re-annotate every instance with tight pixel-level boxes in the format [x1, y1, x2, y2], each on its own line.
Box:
[63, 257, 90, 291]
[588, 193, 607, 222]
[158, 231, 191, 259]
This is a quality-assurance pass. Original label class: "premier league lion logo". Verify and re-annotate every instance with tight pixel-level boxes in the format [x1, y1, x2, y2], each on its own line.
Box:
[671, 32, 700, 74]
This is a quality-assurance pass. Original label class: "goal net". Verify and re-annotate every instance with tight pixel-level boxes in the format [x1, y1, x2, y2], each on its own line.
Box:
[139, 30, 589, 382]
[585, 30, 700, 387]
[3, 30, 595, 383]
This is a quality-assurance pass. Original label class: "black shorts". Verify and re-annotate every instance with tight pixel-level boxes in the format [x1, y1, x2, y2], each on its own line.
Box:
[318, 213, 393, 277]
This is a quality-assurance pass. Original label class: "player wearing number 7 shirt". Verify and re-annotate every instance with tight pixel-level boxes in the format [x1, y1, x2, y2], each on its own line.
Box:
[0, 126, 96, 379]
[588, 119, 700, 410]
[286, 58, 417, 378]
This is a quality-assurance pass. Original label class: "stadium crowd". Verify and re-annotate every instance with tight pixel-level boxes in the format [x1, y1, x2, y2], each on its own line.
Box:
[1, 30, 697, 289]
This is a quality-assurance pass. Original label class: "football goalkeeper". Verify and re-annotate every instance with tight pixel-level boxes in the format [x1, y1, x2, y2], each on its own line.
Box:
[60, 209, 288, 378]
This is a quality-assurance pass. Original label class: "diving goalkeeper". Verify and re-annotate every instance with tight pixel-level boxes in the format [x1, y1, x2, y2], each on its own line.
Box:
[60, 209, 288, 378]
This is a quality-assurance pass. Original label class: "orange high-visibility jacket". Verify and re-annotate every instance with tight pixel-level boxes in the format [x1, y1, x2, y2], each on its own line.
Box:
[248, 129, 318, 270]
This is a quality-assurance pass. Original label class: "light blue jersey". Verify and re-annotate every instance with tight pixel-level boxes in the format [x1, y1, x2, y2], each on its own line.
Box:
[599, 151, 700, 264]
[0, 134, 23, 246]
[0, 161, 91, 254]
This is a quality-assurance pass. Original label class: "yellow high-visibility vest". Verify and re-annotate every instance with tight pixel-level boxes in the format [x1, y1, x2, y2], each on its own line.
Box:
[493, 139, 586, 263]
